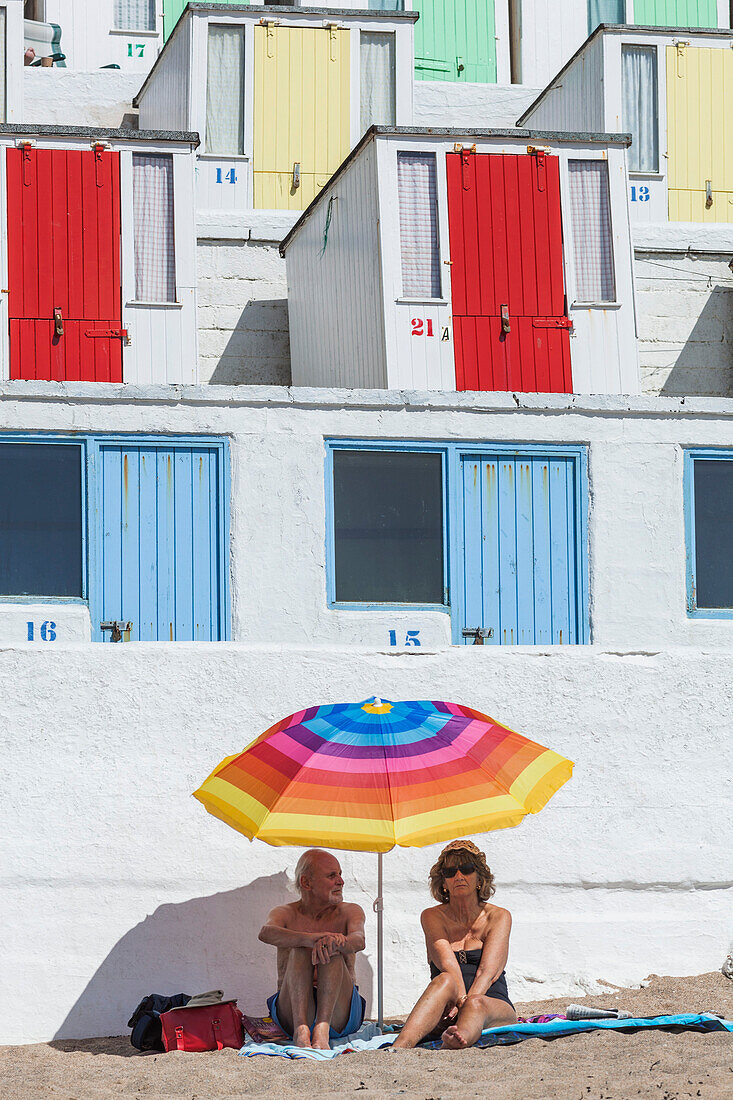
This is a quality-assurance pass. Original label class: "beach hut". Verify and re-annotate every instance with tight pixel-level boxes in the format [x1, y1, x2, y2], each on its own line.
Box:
[518, 24, 733, 230]
[0, 124, 199, 384]
[134, 4, 417, 215]
[513, 1, 731, 88]
[412, 0, 511, 84]
[33, 0, 163, 71]
[280, 126, 639, 396]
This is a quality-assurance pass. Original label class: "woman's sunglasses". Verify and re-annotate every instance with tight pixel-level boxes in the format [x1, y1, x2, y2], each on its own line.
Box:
[442, 862, 476, 878]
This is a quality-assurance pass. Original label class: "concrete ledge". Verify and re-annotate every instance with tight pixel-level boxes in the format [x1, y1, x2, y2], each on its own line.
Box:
[197, 210, 300, 243]
[633, 222, 733, 253]
[3, 381, 733, 417]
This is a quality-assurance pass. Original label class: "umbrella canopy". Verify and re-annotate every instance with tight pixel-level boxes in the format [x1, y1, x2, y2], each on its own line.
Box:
[193, 697, 573, 853]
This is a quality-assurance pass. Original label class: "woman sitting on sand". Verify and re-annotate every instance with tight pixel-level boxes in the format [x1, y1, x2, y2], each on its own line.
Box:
[392, 839, 517, 1050]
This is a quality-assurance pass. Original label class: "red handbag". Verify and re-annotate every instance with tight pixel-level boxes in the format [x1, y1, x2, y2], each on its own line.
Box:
[160, 1001, 244, 1053]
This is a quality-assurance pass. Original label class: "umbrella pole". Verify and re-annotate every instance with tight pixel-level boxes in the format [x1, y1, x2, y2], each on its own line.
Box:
[374, 851, 384, 1030]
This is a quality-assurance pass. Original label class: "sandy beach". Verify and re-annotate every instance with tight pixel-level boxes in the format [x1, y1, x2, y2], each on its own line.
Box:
[2, 972, 732, 1100]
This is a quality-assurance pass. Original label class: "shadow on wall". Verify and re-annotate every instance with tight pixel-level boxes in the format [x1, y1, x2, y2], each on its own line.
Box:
[659, 285, 733, 397]
[206, 299, 291, 387]
[52, 873, 372, 1043]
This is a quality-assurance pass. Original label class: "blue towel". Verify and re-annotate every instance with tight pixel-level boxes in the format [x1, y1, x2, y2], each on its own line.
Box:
[239, 1014, 733, 1058]
[423, 1012, 733, 1050]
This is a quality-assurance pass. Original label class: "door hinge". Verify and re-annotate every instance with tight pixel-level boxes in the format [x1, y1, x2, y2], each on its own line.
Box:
[19, 141, 34, 187]
[528, 146, 548, 192]
[533, 316, 573, 330]
[92, 142, 108, 188]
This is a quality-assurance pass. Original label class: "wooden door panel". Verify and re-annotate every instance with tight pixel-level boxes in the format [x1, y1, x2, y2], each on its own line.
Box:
[7, 147, 122, 381]
[447, 150, 572, 393]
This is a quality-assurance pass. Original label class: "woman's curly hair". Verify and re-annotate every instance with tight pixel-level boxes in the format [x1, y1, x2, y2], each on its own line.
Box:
[428, 840, 496, 904]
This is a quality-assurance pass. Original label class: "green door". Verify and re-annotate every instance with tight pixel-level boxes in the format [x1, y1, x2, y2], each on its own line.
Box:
[164, 0, 249, 41]
[632, 0, 717, 26]
[414, 0, 497, 83]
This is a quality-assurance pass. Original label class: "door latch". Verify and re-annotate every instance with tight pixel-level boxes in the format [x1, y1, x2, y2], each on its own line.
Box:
[53, 307, 63, 337]
[500, 304, 511, 334]
[462, 628, 494, 645]
[292, 162, 301, 190]
[706, 180, 713, 208]
[101, 620, 133, 642]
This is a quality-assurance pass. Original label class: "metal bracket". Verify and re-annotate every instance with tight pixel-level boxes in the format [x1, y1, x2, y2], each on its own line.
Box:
[500, 304, 511, 334]
[462, 628, 494, 645]
[19, 141, 34, 187]
[101, 620, 133, 642]
[706, 180, 713, 209]
[292, 162, 301, 190]
[53, 307, 64, 337]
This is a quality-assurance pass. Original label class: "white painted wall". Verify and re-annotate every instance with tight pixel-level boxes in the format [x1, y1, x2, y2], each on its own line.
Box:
[22, 68, 140, 128]
[634, 251, 733, 397]
[413, 81, 541, 128]
[2, 643, 731, 1043]
[196, 237, 291, 385]
[1, 386, 733, 650]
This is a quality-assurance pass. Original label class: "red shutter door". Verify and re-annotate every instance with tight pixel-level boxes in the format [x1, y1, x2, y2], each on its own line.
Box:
[447, 150, 572, 394]
[7, 146, 123, 382]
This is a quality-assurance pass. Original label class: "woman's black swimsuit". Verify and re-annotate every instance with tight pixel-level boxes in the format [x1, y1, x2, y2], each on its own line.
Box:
[429, 948, 514, 1008]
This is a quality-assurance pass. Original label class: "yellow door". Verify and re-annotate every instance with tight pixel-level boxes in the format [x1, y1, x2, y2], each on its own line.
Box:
[666, 44, 733, 223]
[253, 24, 351, 210]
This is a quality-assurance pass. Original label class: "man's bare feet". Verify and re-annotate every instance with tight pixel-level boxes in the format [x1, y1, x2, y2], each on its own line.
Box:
[311, 1021, 331, 1049]
[293, 1023, 312, 1048]
[441, 1024, 469, 1049]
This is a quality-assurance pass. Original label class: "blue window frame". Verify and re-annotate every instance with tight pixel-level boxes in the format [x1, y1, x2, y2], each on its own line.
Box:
[0, 432, 230, 642]
[325, 440, 589, 646]
[684, 449, 733, 618]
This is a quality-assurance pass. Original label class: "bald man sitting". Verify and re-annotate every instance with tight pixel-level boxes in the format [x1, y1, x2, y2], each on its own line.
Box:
[258, 848, 367, 1048]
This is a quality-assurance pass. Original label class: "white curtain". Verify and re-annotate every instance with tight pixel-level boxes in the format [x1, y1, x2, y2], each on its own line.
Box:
[361, 32, 396, 132]
[397, 152, 441, 299]
[587, 0, 625, 33]
[568, 161, 616, 304]
[206, 25, 245, 156]
[114, 0, 155, 32]
[133, 154, 176, 303]
[622, 45, 659, 174]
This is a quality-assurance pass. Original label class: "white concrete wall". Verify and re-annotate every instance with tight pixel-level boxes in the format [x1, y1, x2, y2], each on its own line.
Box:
[413, 82, 541, 128]
[634, 252, 733, 398]
[22, 68, 140, 128]
[2, 643, 731, 1043]
[196, 239, 291, 386]
[2, 387, 733, 650]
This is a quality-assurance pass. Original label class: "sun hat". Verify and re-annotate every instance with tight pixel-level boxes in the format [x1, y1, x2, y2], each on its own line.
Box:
[440, 839, 484, 858]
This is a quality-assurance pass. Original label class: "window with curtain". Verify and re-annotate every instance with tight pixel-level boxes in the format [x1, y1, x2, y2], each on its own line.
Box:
[568, 161, 616, 303]
[588, 0, 625, 34]
[114, 0, 156, 32]
[360, 32, 396, 133]
[133, 154, 176, 303]
[622, 45, 659, 174]
[397, 151, 441, 299]
[332, 449, 445, 604]
[206, 25, 245, 156]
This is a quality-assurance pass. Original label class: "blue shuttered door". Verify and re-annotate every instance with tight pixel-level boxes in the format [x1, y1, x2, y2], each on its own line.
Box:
[459, 454, 582, 645]
[96, 444, 224, 641]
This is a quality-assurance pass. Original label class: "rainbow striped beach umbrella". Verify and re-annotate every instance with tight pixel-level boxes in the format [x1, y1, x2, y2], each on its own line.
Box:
[193, 696, 573, 1024]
